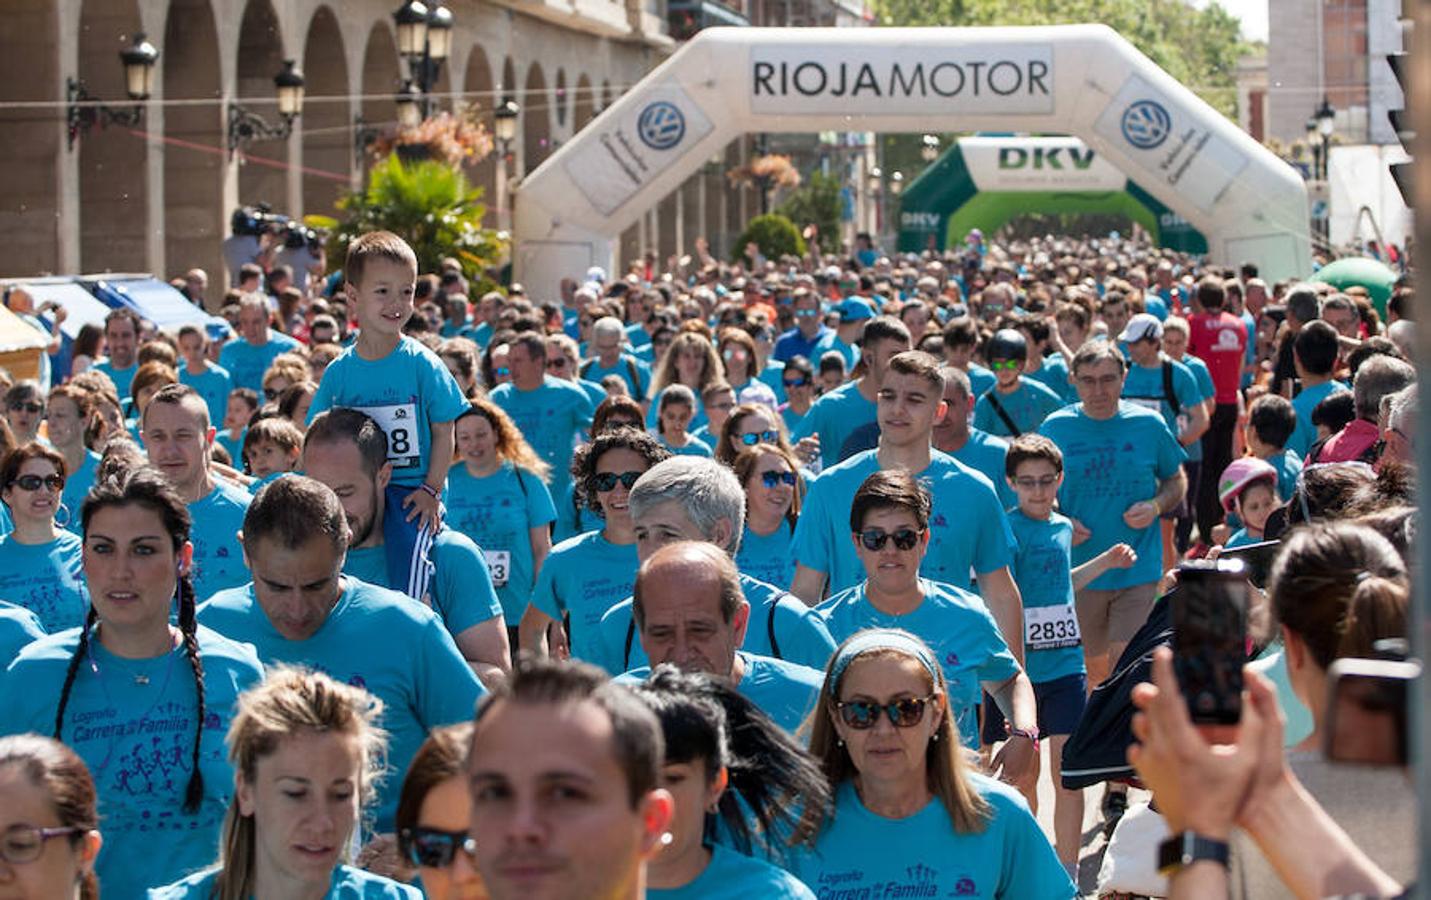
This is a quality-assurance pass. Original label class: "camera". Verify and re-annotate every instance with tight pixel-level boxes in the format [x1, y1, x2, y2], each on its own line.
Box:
[230, 205, 324, 254]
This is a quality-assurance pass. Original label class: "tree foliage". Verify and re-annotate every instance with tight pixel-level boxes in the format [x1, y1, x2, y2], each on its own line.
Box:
[733, 213, 807, 261]
[872, 0, 1254, 118]
[777, 172, 844, 254]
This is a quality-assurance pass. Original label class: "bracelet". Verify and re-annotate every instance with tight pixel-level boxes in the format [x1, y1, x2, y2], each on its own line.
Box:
[1008, 725, 1040, 744]
[418, 483, 440, 499]
[1148, 499, 1162, 515]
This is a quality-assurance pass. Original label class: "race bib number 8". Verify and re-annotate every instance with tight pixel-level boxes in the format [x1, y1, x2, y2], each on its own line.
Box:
[485, 549, 511, 587]
[1025, 604, 1081, 652]
[361, 402, 421, 470]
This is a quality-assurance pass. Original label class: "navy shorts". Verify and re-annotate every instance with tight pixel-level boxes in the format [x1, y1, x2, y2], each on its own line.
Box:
[980, 672, 1088, 744]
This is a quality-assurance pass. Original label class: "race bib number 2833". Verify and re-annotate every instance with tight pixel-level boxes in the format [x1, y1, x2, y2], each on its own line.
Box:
[1025, 604, 1081, 652]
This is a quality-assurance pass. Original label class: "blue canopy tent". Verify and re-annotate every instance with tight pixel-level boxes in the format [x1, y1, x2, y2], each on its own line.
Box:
[79, 274, 231, 342]
[0, 277, 115, 381]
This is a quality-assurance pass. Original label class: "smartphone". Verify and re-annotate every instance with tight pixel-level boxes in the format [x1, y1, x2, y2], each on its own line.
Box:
[1218, 539, 1281, 590]
[1324, 657, 1420, 767]
[1171, 559, 1249, 725]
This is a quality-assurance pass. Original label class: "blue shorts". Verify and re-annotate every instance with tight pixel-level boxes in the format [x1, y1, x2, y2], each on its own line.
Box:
[980, 672, 1088, 744]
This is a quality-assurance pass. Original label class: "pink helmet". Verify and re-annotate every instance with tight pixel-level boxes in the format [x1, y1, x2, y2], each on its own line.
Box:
[1217, 457, 1279, 513]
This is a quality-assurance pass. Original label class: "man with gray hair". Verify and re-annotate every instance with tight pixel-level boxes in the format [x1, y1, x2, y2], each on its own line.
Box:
[218, 291, 301, 394]
[1274, 283, 1323, 397]
[582, 315, 651, 401]
[1315, 355, 1416, 464]
[1381, 385, 1417, 466]
[593, 455, 836, 676]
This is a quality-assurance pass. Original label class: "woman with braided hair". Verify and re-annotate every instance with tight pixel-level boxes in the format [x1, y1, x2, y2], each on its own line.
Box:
[0, 466, 263, 898]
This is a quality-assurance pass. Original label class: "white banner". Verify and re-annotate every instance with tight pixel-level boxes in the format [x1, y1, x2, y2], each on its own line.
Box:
[961, 136, 1127, 192]
[749, 44, 1056, 116]
[563, 81, 715, 217]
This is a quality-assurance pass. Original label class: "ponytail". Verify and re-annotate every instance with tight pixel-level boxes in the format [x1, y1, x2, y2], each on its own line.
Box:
[54, 607, 98, 741]
[176, 571, 207, 814]
[1336, 574, 1409, 661]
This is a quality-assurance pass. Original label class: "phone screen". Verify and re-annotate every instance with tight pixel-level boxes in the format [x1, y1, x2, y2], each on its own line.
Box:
[1325, 659, 1419, 767]
[1172, 560, 1249, 725]
[1218, 539, 1280, 590]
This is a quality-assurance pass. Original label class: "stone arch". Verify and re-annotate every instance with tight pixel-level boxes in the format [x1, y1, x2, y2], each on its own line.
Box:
[522, 62, 550, 176]
[574, 73, 595, 130]
[162, 0, 224, 287]
[78, 0, 148, 273]
[462, 46, 497, 226]
[234, 0, 287, 211]
[0, 0, 61, 274]
[358, 22, 400, 177]
[300, 5, 349, 216]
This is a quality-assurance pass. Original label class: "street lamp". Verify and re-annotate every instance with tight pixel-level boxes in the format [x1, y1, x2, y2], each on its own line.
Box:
[493, 95, 520, 159]
[227, 59, 306, 157]
[1306, 96, 1335, 247]
[867, 165, 882, 194]
[66, 32, 160, 151]
[920, 134, 940, 162]
[890, 171, 904, 196]
[395, 79, 423, 130]
[393, 0, 453, 122]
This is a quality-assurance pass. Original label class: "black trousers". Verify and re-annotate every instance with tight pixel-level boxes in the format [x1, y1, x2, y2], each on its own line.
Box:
[1197, 403, 1239, 542]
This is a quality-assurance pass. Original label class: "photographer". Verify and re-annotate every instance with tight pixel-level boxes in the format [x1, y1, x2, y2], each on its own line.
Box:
[3, 286, 65, 390]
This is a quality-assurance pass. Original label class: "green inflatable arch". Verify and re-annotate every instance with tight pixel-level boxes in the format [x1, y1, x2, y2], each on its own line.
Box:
[896, 136, 1208, 255]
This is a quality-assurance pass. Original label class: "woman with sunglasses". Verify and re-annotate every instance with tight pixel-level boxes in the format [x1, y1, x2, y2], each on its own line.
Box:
[777, 356, 816, 434]
[731, 445, 802, 592]
[717, 328, 777, 409]
[554, 398, 646, 542]
[0, 444, 87, 632]
[794, 629, 1072, 898]
[519, 427, 671, 664]
[395, 722, 486, 899]
[813, 471, 1039, 789]
[150, 667, 419, 899]
[0, 466, 263, 899]
[544, 334, 607, 407]
[4, 380, 45, 445]
[45, 385, 103, 534]
[0, 733, 103, 900]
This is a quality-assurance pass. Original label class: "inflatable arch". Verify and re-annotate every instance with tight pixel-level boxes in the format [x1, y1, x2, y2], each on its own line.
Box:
[897, 135, 1209, 254]
[513, 25, 1310, 299]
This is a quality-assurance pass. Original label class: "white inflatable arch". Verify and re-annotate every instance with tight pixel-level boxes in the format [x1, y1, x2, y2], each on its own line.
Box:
[513, 25, 1310, 298]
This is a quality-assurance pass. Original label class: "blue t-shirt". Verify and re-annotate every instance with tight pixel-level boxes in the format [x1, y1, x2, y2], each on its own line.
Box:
[1177, 353, 1217, 463]
[530, 529, 639, 663]
[647, 386, 708, 433]
[651, 844, 816, 900]
[217, 330, 301, 394]
[736, 521, 797, 591]
[198, 578, 484, 831]
[216, 428, 245, 467]
[0, 626, 263, 900]
[0, 531, 87, 632]
[446, 462, 557, 622]
[581, 354, 651, 398]
[1267, 448, 1303, 503]
[820, 335, 860, 371]
[490, 376, 597, 498]
[967, 363, 997, 399]
[149, 863, 422, 899]
[0, 600, 44, 661]
[344, 529, 503, 637]
[59, 450, 102, 534]
[178, 362, 234, 428]
[1121, 357, 1202, 445]
[619, 651, 823, 734]
[593, 574, 837, 677]
[308, 336, 470, 489]
[792, 450, 1014, 597]
[793, 778, 1075, 900]
[92, 358, 138, 399]
[792, 381, 876, 468]
[780, 403, 806, 435]
[1225, 527, 1260, 548]
[1026, 353, 1075, 403]
[773, 325, 833, 363]
[661, 434, 714, 457]
[188, 481, 252, 602]
[972, 378, 1065, 437]
[1038, 402, 1187, 590]
[949, 429, 1015, 511]
[553, 481, 604, 544]
[1289, 380, 1350, 460]
[816, 579, 1021, 748]
[1006, 510, 1087, 685]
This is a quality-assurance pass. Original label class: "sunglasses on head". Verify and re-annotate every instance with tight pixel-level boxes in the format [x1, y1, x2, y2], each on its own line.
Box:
[593, 470, 643, 492]
[401, 826, 477, 868]
[739, 430, 778, 447]
[836, 694, 938, 729]
[856, 528, 922, 551]
[760, 469, 797, 488]
[783, 376, 811, 389]
[11, 473, 64, 492]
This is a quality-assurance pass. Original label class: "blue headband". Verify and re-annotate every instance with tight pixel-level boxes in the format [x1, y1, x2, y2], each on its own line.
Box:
[829, 629, 943, 691]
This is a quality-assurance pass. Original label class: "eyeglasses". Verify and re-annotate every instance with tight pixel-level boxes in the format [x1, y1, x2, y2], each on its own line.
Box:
[547, 358, 570, 370]
[8, 402, 42, 414]
[401, 826, 477, 869]
[11, 474, 64, 493]
[593, 470, 644, 492]
[794, 309, 820, 319]
[856, 528, 923, 551]
[493, 367, 510, 378]
[783, 376, 811, 389]
[1, 824, 86, 864]
[835, 694, 938, 729]
[989, 360, 1021, 372]
[722, 347, 748, 360]
[739, 430, 778, 447]
[760, 470, 797, 489]
[1013, 475, 1059, 489]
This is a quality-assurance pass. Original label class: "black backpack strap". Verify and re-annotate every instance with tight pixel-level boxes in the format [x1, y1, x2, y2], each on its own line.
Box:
[1162, 360, 1181, 418]
[767, 595, 783, 660]
[579, 359, 596, 380]
[987, 391, 1022, 437]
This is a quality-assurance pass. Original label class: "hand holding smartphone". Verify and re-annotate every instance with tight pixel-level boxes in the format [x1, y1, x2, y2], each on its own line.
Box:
[1172, 559, 1250, 725]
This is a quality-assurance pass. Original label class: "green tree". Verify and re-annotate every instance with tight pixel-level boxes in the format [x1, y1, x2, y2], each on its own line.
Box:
[777, 171, 844, 254]
[733, 213, 807, 262]
[872, 0, 1254, 119]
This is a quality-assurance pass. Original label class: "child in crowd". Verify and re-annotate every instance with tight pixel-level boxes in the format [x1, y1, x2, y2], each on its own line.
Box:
[1217, 457, 1280, 548]
[241, 417, 303, 492]
[692, 381, 736, 447]
[216, 386, 257, 464]
[655, 384, 711, 457]
[973, 329, 1065, 437]
[1245, 394, 1302, 502]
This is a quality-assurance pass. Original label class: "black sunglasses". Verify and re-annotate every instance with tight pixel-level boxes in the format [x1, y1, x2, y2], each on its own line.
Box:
[11, 474, 64, 492]
[836, 694, 938, 729]
[856, 528, 922, 551]
[401, 826, 477, 868]
[8, 402, 42, 414]
[593, 470, 643, 493]
[739, 430, 778, 447]
[760, 470, 797, 489]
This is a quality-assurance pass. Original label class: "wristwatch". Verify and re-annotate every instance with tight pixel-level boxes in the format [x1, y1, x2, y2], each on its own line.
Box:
[1157, 831, 1230, 876]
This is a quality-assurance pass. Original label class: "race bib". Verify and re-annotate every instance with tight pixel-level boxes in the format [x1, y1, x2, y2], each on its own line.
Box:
[1026, 603, 1081, 652]
[360, 402, 421, 469]
[1125, 396, 1163, 414]
[484, 549, 511, 587]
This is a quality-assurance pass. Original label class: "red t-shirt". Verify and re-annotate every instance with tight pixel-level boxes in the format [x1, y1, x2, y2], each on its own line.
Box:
[1189, 311, 1247, 403]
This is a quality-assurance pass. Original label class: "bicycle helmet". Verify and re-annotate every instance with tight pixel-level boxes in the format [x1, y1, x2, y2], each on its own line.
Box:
[1218, 457, 1279, 514]
[986, 328, 1028, 362]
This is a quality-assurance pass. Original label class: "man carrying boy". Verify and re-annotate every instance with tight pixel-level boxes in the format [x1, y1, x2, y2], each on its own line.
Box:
[972, 329, 1065, 438]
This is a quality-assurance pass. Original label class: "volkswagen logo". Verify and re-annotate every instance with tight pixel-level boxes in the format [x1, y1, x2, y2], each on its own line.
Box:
[637, 101, 685, 151]
[1121, 99, 1172, 150]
